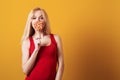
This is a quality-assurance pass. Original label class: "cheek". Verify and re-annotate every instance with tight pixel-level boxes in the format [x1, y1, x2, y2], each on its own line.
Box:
[40, 18, 45, 23]
[41, 20, 45, 26]
[43, 22, 46, 27]
[40, 19, 44, 22]
[32, 21, 36, 27]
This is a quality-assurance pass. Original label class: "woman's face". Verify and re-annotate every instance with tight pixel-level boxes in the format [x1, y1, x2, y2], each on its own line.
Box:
[31, 10, 45, 31]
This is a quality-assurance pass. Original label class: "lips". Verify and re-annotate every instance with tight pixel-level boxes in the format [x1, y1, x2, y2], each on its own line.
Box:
[34, 21, 43, 31]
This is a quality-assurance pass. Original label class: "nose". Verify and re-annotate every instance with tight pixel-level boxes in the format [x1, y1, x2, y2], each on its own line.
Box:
[37, 18, 40, 21]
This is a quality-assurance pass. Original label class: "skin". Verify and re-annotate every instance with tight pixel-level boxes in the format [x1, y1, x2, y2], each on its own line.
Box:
[22, 10, 64, 80]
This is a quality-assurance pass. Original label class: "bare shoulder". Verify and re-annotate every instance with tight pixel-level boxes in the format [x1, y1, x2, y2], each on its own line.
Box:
[22, 38, 30, 49]
[53, 34, 62, 43]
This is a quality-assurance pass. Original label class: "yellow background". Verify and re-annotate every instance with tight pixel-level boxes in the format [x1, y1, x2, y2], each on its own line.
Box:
[0, 0, 120, 80]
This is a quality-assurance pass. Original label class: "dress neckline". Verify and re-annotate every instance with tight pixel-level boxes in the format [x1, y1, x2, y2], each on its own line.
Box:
[31, 34, 52, 47]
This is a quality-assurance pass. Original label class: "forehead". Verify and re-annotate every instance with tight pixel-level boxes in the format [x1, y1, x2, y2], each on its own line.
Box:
[33, 10, 43, 17]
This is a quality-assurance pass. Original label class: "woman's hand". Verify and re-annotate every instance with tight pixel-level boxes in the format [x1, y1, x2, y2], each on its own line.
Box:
[34, 34, 51, 49]
[34, 38, 41, 51]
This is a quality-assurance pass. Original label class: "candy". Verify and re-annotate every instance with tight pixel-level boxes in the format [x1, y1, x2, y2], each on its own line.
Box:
[34, 21, 43, 31]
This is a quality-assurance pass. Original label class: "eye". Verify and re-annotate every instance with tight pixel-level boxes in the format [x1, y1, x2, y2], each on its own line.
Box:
[40, 17, 43, 19]
[32, 17, 36, 19]
[32, 16, 36, 19]
[38, 16, 44, 20]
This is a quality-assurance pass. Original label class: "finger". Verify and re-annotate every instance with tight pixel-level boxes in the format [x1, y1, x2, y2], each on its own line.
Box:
[36, 37, 41, 40]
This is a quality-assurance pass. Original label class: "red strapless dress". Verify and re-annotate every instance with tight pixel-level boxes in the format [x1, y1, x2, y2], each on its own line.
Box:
[25, 34, 58, 80]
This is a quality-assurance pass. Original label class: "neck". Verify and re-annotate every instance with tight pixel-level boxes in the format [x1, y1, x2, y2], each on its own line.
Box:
[33, 31, 44, 39]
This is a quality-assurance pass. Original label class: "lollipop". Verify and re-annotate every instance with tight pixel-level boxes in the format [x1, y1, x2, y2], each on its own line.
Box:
[34, 21, 43, 31]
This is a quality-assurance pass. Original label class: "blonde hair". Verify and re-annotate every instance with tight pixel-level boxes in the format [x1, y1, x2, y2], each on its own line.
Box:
[21, 7, 51, 43]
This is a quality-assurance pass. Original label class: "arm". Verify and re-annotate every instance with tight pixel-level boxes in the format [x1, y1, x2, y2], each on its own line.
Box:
[54, 35, 64, 80]
[21, 38, 40, 75]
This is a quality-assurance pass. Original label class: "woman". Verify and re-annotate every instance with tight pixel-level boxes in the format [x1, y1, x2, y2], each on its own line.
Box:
[21, 7, 64, 80]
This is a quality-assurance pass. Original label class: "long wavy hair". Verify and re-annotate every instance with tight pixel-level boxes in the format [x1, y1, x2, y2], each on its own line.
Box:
[21, 7, 51, 43]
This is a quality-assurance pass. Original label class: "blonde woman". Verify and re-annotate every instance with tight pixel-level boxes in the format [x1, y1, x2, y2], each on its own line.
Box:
[21, 7, 64, 80]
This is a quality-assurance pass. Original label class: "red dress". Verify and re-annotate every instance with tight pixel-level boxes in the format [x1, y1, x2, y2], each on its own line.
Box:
[25, 34, 58, 80]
